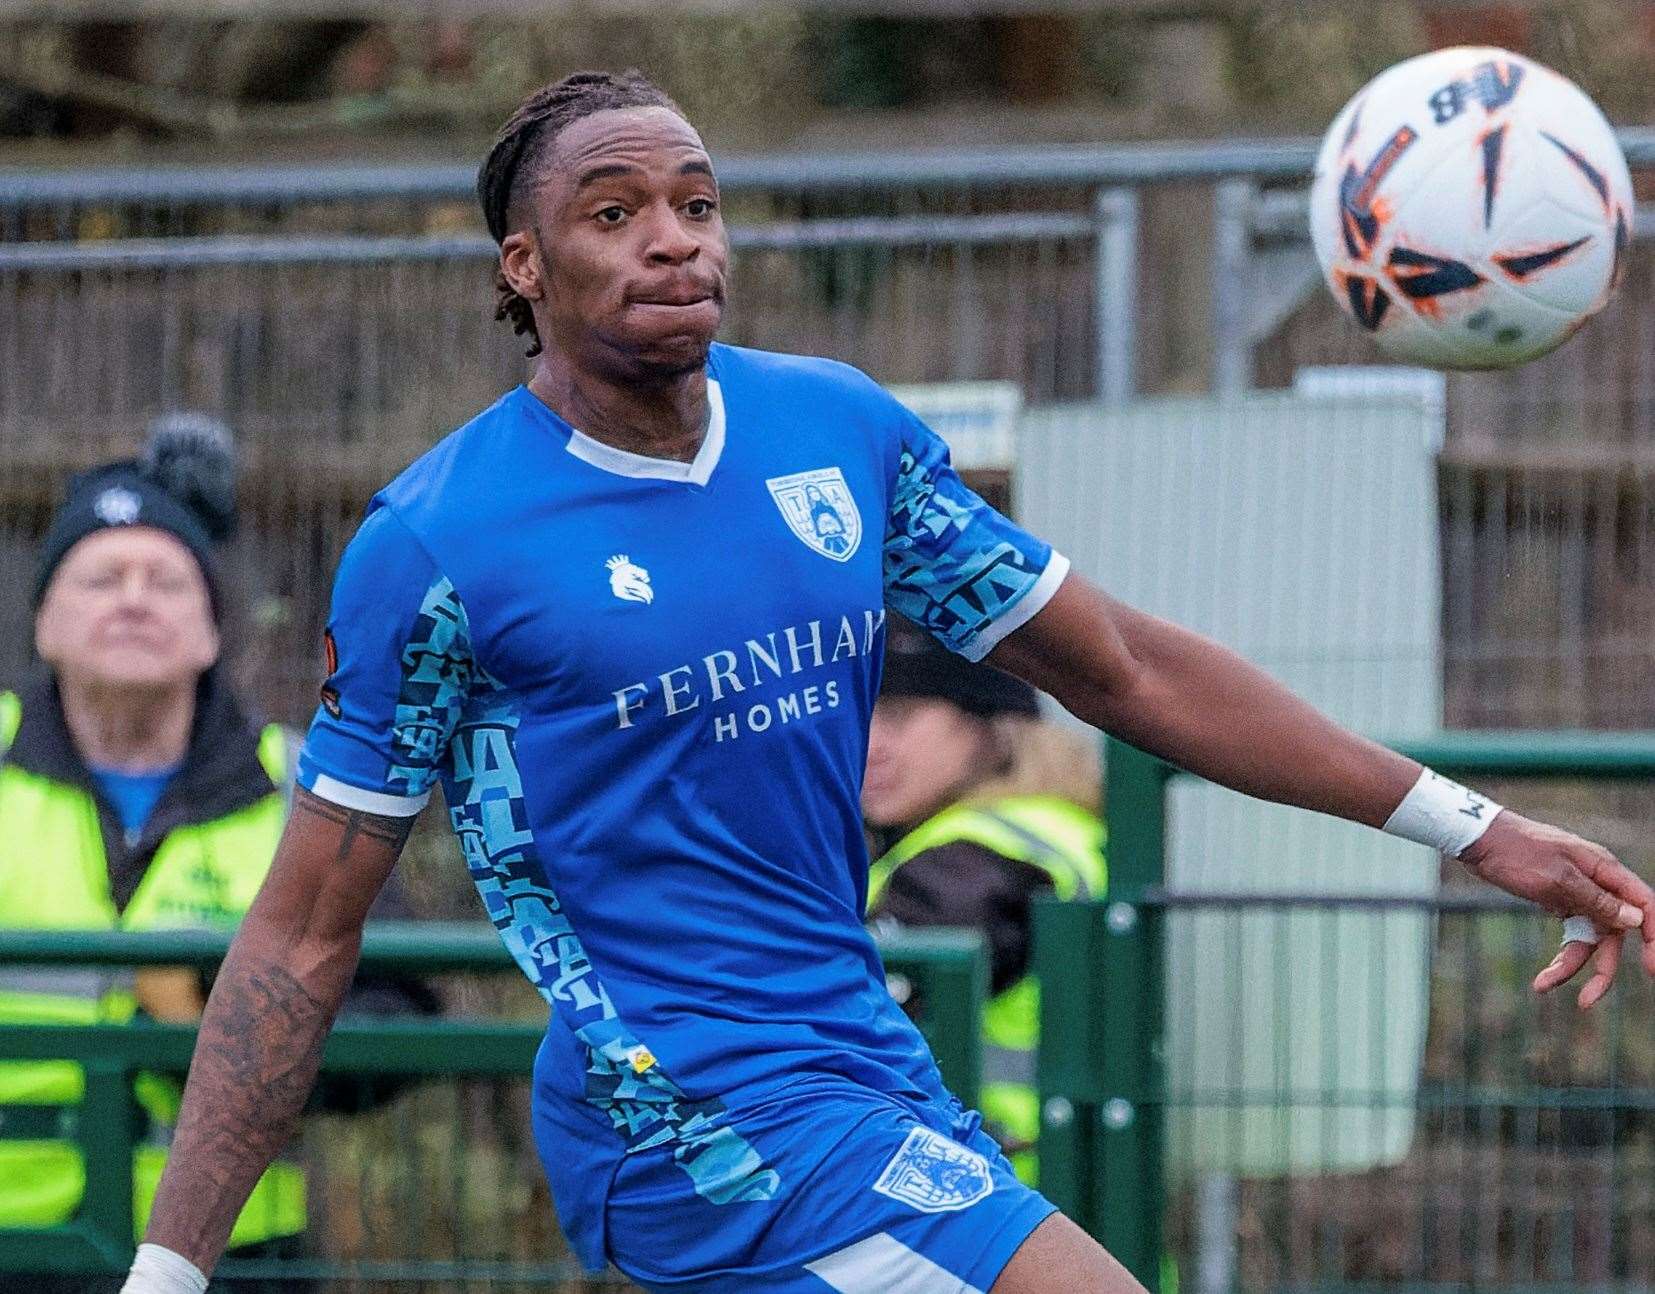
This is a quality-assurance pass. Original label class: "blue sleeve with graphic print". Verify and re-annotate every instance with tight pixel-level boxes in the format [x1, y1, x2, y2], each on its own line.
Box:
[881, 406, 1070, 662]
[296, 502, 475, 816]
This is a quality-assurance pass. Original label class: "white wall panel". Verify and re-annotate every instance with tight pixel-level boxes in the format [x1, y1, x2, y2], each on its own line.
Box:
[1017, 392, 1446, 1177]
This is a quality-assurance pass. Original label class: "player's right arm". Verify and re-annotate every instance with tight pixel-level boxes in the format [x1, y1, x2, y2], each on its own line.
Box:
[139, 789, 413, 1272]
[130, 503, 474, 1289]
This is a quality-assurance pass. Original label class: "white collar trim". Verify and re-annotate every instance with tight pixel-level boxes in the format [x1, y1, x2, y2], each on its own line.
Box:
[562, 379, 725, 485]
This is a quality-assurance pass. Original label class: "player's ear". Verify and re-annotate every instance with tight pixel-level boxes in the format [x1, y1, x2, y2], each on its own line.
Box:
[499, 229, 545, 302]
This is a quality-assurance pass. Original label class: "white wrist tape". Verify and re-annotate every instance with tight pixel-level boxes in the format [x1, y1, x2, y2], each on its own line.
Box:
[121, 1243, 209, 1294]
[1562, 915, 1602, 947]
[1382, 768, 1501, 859]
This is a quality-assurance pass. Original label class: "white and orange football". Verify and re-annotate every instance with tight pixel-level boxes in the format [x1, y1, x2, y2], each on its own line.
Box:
[1310, 46, 1634, 370]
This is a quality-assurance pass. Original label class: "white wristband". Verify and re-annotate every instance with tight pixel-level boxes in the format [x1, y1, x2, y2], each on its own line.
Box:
[121, 1243, 209, 1294]
[1382, 768, 1501, 858]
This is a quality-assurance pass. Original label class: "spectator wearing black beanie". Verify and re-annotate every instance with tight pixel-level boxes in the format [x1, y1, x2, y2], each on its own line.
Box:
[2, 415, 437, 1271]
[32, 412, 238, 622]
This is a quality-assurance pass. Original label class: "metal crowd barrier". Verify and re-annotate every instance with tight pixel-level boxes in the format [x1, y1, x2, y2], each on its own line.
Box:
[5, 133, 1653, 213]
[1043, 732, 1655, 1293]
[7, 135, 1655, 735]
[5, 129, 1655, 402]
[3, 741, 1654, 1291]
[0, 922, 985, 1280]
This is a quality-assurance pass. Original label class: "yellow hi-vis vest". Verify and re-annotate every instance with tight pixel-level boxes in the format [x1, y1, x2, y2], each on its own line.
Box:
[0, 690, 305, 1246]
[868, 794, 1106, 1185]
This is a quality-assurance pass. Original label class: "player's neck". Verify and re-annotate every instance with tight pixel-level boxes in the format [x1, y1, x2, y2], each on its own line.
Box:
[528, 363, 709, 464]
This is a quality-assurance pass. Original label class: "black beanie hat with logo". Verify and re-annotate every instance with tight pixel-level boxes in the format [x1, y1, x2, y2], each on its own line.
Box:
[33, 413, 238, 621]
[879, 614, 1041, 719]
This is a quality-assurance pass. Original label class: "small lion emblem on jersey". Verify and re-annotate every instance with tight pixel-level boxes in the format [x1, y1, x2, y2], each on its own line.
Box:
[871, 1126, 992, 1214]
[606, 555, 653, 605]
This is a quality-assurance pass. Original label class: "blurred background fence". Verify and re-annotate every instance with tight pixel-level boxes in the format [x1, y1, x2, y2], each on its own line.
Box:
[1156, 890, 1654, 1294]
[1031, 736, 1655, 1294]
[4, 134, 1655, 729]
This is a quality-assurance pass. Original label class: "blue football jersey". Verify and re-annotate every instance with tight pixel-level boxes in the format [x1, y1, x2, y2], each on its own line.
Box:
[297, 343, 1069, 1267]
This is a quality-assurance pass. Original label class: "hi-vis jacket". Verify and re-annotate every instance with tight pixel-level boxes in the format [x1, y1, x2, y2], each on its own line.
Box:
[869, 794, 1106, 1184]
[0, 672, 305, 1245]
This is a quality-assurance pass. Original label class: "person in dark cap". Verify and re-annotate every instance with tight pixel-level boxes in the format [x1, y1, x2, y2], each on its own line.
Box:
[864, 616, 1106, 1185]
[0, 414, 310, 1274]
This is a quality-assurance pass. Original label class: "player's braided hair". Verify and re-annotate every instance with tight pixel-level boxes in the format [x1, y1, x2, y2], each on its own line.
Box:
[476, 70, 684, 357]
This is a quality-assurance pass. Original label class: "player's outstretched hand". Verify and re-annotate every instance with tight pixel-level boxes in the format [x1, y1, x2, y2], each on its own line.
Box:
[1457, 811, 1655, 1008]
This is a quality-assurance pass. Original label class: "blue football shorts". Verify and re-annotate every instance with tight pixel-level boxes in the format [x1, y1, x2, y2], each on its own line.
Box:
[596, 1080, 1058, 1292]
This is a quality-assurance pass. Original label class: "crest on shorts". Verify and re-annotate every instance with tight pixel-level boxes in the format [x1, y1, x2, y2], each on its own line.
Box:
[871, 1126, 992, 1214]
[766, 467, 862, 563]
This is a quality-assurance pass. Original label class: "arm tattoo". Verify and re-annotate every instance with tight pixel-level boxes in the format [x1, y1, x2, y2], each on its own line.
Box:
[144, 788, 415, 1266]
[149, 956, 343, 1263]
[291, 784, 419, 858]
[191, 963, 329, 1166]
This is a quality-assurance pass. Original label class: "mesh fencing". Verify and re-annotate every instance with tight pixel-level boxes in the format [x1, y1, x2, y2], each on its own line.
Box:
[0, 205, 1106, 720]
[1159, 891, 1655, 1293]
[3, 145, 1652, 730]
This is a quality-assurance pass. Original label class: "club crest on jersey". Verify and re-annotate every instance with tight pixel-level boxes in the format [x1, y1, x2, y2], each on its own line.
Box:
[871, 1126, 992, 1214]
[766, 467, 862, 563]
[606, 555, 653, 605]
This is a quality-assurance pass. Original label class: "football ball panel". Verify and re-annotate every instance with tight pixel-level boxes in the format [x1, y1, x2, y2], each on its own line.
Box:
[1489, 193, 1616, 316]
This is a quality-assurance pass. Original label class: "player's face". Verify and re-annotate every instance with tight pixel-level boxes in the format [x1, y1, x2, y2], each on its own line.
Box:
[518, 106, 728, 382]
[863, 697, 993, 829]
[35, 527, 219, 692]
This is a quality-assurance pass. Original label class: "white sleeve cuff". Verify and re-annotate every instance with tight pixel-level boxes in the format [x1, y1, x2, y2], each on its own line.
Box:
[960, 551, 1071, 663]
[304, 772, 430, 817]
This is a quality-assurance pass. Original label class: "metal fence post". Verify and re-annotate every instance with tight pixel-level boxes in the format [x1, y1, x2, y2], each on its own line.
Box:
[1094, 186, 1140, 403]
[78, 1057, 138, 1267]
[1104, 736, 1170, 892]
[1211, 177, 1256, 396]
[1033, 897, 1101, 1229]
[1036, 738, 1169, 1289]
[1098, 738, 1168, 1288]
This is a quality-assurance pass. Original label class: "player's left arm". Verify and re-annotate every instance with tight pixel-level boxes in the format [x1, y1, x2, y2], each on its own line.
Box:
[988, 570, 1655, 1006]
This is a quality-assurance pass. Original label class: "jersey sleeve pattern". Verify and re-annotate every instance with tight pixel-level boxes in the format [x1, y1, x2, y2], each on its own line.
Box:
[297, 504, 475, 816]
[882, 413, 1070, 662]
[388, 575, 475, 791]
[446, 666, 782, 1205]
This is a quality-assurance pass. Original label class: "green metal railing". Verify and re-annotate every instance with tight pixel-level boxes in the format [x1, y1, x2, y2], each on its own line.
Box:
[9, 729, 1653, 1289]
[0, 921, 984, 1278]
[1037, 732, 1655, 1292]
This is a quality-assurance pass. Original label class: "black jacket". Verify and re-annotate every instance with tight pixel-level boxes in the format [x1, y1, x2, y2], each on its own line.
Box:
[868, 836, 1053, 995]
